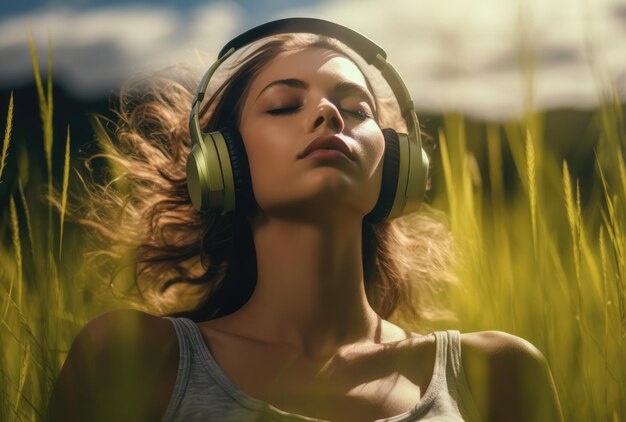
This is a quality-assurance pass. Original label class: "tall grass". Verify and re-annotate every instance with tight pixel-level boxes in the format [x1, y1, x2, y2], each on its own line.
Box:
[0, 40, 625, 422]
[435, 104, 626, 420]
[0, 39, 123, 422]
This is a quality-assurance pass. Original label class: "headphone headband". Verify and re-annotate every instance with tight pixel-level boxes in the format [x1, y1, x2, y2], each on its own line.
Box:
[218, 17, 387, 63]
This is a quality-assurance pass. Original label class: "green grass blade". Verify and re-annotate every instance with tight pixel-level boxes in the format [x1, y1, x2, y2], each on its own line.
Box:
[1, 276, 15, 327]
[9, 197, 23, 310]
[17, 180, 34, 258]
[0, 92, 13, 182]
[13, 340, 30, 417]
[27, 31, 47, 126]
[504, 123, 529, 192]
[526, 129, 537, 248]
[59, 127, 70, 259]
[486, 124, 504, 214]
[44, 36, 53, 175]
[577, 180, 602, 298]
[438, 128, 457, 216]
[616, 149, 626, 210]
[563, 161, 581, 281]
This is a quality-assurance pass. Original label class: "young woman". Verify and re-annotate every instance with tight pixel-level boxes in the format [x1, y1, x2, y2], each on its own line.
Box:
[47, 18, 563, 422]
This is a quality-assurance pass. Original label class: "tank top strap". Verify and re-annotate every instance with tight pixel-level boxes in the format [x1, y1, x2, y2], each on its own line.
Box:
[446, 330, 463, 378]
[430, 330, 450, 379]
[162, 317, 197, 421]
[443, 330, 483, 421]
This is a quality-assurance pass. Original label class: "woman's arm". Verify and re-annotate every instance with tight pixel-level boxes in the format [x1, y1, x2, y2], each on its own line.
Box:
[46, 309, 179, 422]
[462, 331, 564, 422]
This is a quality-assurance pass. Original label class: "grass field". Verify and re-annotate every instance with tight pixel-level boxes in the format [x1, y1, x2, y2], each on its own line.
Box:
[1, 43, 625, 421]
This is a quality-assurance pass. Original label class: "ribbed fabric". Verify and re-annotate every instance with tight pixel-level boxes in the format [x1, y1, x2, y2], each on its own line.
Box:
[162, 317, 483, 422]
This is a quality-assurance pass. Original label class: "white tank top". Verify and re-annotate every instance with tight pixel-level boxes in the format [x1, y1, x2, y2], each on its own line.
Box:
[162, 317, 483, 421]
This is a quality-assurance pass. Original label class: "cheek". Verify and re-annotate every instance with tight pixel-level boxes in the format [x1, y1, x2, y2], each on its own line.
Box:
[239, 122, 291, 197]
[356, 125, 386, 177]
[371, 133, 386, 196]
[347, 124, 386, 210]
[374, 132, 386, 166]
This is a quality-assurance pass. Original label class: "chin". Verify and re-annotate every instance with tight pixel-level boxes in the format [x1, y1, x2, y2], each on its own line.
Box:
[253, 172, 378, 218]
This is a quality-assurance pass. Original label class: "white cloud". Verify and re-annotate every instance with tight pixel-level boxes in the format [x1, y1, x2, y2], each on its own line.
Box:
[270, 0, 626, 119]
[0, 2, 243, 96]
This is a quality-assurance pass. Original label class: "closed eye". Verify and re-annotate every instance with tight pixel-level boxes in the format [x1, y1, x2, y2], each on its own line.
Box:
[339, 108, 373, 120]
[266, 106, 373, 120]
[267, 106, 302, 115]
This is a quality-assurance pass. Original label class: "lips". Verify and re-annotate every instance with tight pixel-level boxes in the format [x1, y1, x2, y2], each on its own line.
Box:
[297, 135, 355, 161]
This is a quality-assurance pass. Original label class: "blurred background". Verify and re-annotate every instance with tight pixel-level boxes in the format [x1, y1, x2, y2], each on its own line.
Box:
[1, 0, 625, 420]
[2, 0, 625, 205]
[2, 0, 625, 116]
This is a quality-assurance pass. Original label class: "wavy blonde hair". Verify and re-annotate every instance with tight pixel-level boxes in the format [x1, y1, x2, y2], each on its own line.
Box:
[73, 34, 456, 330]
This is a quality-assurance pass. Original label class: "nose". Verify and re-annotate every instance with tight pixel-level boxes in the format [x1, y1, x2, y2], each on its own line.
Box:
[308, 99, 345, 134]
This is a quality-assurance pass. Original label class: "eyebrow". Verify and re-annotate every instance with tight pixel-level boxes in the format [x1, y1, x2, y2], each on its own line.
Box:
[256, 78, 308, 99]
[255, 78, 377, 112]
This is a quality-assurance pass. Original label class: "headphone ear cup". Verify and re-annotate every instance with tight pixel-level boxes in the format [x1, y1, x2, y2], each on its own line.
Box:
[186, 131, 225, 213]
[219, 127, 254, 216]
[364, 128, 401, 224]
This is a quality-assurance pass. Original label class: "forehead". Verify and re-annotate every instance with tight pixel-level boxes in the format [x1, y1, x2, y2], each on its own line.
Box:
[247, 47, 370, 97]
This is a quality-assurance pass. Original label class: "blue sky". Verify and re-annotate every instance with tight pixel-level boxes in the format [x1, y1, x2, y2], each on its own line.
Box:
[1, 0, 625, 120]
[0, 0, 319, 16]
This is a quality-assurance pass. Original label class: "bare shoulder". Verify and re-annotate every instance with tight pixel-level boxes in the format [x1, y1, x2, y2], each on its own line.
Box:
[74, 308, 176, 350]
[460, 330, 544, 361]
[63, 309, 179, 380]
[459, 330, 563, 422]
[47, 309, 179, 422]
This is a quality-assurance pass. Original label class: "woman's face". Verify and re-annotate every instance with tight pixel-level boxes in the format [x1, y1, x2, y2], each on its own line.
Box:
[239, 47, 385, 222]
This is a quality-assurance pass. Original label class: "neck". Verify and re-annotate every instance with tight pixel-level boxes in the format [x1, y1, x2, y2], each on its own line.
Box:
[230, 213, 380, 358]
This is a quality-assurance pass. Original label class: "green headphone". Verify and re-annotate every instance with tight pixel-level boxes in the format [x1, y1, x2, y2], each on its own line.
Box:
[186, 18, 429, 224]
